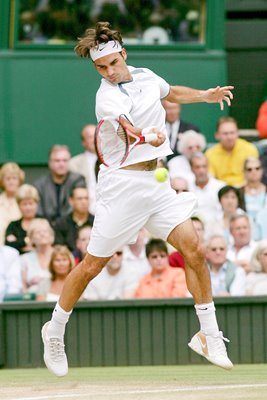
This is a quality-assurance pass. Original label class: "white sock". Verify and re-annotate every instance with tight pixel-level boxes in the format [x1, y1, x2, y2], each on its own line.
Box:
[47, 302, 72, 339]
[195, 301, 219, 336]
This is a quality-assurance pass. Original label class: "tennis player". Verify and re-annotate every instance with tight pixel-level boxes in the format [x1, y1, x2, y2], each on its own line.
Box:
[42, 22, 234, 376]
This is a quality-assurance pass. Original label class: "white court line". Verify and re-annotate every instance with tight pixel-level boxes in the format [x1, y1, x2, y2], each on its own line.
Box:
[7, 383, 267, 400]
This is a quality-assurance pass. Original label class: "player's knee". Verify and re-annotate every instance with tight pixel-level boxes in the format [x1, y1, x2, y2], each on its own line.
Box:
[80, 255, 106, 280]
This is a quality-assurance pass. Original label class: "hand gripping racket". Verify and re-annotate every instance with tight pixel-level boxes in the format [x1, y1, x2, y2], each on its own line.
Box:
[95, 115, 158, 167]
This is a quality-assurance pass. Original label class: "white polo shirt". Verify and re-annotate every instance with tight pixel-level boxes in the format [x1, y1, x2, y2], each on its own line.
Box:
[95, 66, 172, 168]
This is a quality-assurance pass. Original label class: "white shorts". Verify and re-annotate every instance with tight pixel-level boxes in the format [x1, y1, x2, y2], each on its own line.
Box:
[88, 169, 197, 257]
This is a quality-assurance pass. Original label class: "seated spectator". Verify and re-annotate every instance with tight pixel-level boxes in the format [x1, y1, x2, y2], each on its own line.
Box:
[189, 152, 226, 222]
[54, 187, 94, 251]
[34, 144, 86, 226]
[167, 130, 206, 185]
[205, 116, 259, 187]
[246, 240, 267, 295]
[0, 246, 23, 301]
[206, 235, 246, 296]
[36, 245, 74, 301]
[169, 216, 205, 269]
[5, 184, 39, 254]
[69, 124, 98, 214]
[73, 225, 92, 265]
[260, 144, 267, 186]
[238, 157, 267, 240]
[227, 214, 257, 273]
[83, 249, 137, 300]
[20, 218, 54, 294]
[170, 176, 189, 194]
[0, 162, 25, 244]
[122, 228, 151, 285]
[206, 185, 245, 242]
[135, 238, 188, 298]
[162, 100, 200, 160]
[256, 100, 267, 138]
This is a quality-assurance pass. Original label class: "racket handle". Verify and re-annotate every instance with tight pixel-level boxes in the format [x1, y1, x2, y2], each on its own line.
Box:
[143, 133, 158, 143]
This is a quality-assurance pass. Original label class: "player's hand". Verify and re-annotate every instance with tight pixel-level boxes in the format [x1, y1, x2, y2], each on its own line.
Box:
[203, 86, 234, 110]
[146, 128, 166, 147]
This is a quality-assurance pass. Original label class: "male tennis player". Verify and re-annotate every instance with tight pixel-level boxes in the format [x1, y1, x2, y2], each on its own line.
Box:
[42, 22, 234, 376]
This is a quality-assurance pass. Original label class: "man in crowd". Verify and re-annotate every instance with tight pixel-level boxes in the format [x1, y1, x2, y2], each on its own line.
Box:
[34, 145, 86, 225]
[205, 117, 259, 187]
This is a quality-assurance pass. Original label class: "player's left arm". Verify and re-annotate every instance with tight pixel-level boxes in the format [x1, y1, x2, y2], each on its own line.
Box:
[164, 85, 234, 111]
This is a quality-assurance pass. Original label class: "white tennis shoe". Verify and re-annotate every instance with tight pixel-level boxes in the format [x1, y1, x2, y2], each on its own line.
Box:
[188, 331, 233, 370]
[41, 321, 68, 377]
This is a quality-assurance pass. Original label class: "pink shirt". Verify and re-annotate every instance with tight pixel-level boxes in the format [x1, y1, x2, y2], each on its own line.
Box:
[135, 266, 188, 299]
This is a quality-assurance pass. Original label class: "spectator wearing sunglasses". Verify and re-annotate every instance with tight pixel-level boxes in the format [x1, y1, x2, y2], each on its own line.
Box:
[238, 157, 267, 240]
[206, 235, 246, 296]
[135, 238, 188, 298]
[82, 249, 137, 300]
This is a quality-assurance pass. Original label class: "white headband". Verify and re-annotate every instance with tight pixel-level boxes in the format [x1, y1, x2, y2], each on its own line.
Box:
[90, 40, 123, 61]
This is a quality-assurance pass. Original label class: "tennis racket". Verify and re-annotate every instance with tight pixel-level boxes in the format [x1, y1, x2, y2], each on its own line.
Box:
[95, 115, 158, 167]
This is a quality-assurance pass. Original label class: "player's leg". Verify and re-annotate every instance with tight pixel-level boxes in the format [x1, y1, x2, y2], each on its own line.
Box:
[167, 219, 233, 370]
[42, 253, 109, 377]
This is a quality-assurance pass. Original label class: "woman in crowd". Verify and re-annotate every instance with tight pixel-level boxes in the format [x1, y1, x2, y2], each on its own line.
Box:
[5, 184, 39, 254]
[206, 185, 245, 243]
[239, 157, 267, 240]
[20, 218, 54, 294]
[246, 240, 267, 295]
[37, 245, 74, 301]
[0, 162, 25, 244]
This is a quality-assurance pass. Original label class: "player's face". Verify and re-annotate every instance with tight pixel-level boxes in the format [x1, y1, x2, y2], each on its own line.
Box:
[94, 50, 131, 84]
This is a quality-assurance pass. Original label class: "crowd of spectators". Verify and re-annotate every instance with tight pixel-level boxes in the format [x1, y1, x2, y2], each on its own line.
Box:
[1, 108, 267, 302]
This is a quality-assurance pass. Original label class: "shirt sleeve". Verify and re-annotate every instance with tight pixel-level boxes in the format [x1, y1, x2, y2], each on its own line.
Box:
[142, 67, 170, 99]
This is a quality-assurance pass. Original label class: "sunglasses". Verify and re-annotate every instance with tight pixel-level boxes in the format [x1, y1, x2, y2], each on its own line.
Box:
[114, 251, 123, 256]
[150, 254, 168, 259]
[245, 166, 261, 172]
[210, 247, 226, 252]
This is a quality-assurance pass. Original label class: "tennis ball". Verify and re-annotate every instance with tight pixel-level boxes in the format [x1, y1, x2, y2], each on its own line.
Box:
[154, 167, 169, 182]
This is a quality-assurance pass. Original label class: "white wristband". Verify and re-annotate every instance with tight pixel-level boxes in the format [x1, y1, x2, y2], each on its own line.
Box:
[141, 126, 157, 135]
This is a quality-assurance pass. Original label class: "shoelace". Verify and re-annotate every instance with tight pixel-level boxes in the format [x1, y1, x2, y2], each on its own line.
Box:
[49, 338, 65, 361]
[208, 331, 230, 357]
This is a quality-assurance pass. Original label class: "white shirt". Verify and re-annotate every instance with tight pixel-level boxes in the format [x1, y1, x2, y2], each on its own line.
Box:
[167, 155, 195, 185]
[83, 264, 137, 300]
[209, 262, 246, 296]
[122, 246, 151, 291]
[227, 240, 257, 264]
[189, 176, 226, 222]
[245, 272, 267, 295]
[96, 66, 172, 171]
[86, 151, 97, 214]
[166, 120, 180, 151]
[0, 246, 23, 301]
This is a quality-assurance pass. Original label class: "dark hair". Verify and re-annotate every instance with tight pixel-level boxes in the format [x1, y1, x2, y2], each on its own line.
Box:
[145, 238, 168, 258]
[218, 185, 240, 202]
[75, 21, 123, 59]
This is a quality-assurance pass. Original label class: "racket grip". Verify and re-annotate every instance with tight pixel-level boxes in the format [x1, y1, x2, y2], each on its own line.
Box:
[143, 133, 158, 143]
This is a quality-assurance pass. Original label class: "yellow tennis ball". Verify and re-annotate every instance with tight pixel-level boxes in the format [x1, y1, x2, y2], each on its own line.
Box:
[154, 167, 169, 182]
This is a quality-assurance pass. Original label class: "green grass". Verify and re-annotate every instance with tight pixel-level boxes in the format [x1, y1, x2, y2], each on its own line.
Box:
[1, 364, 267, 400]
